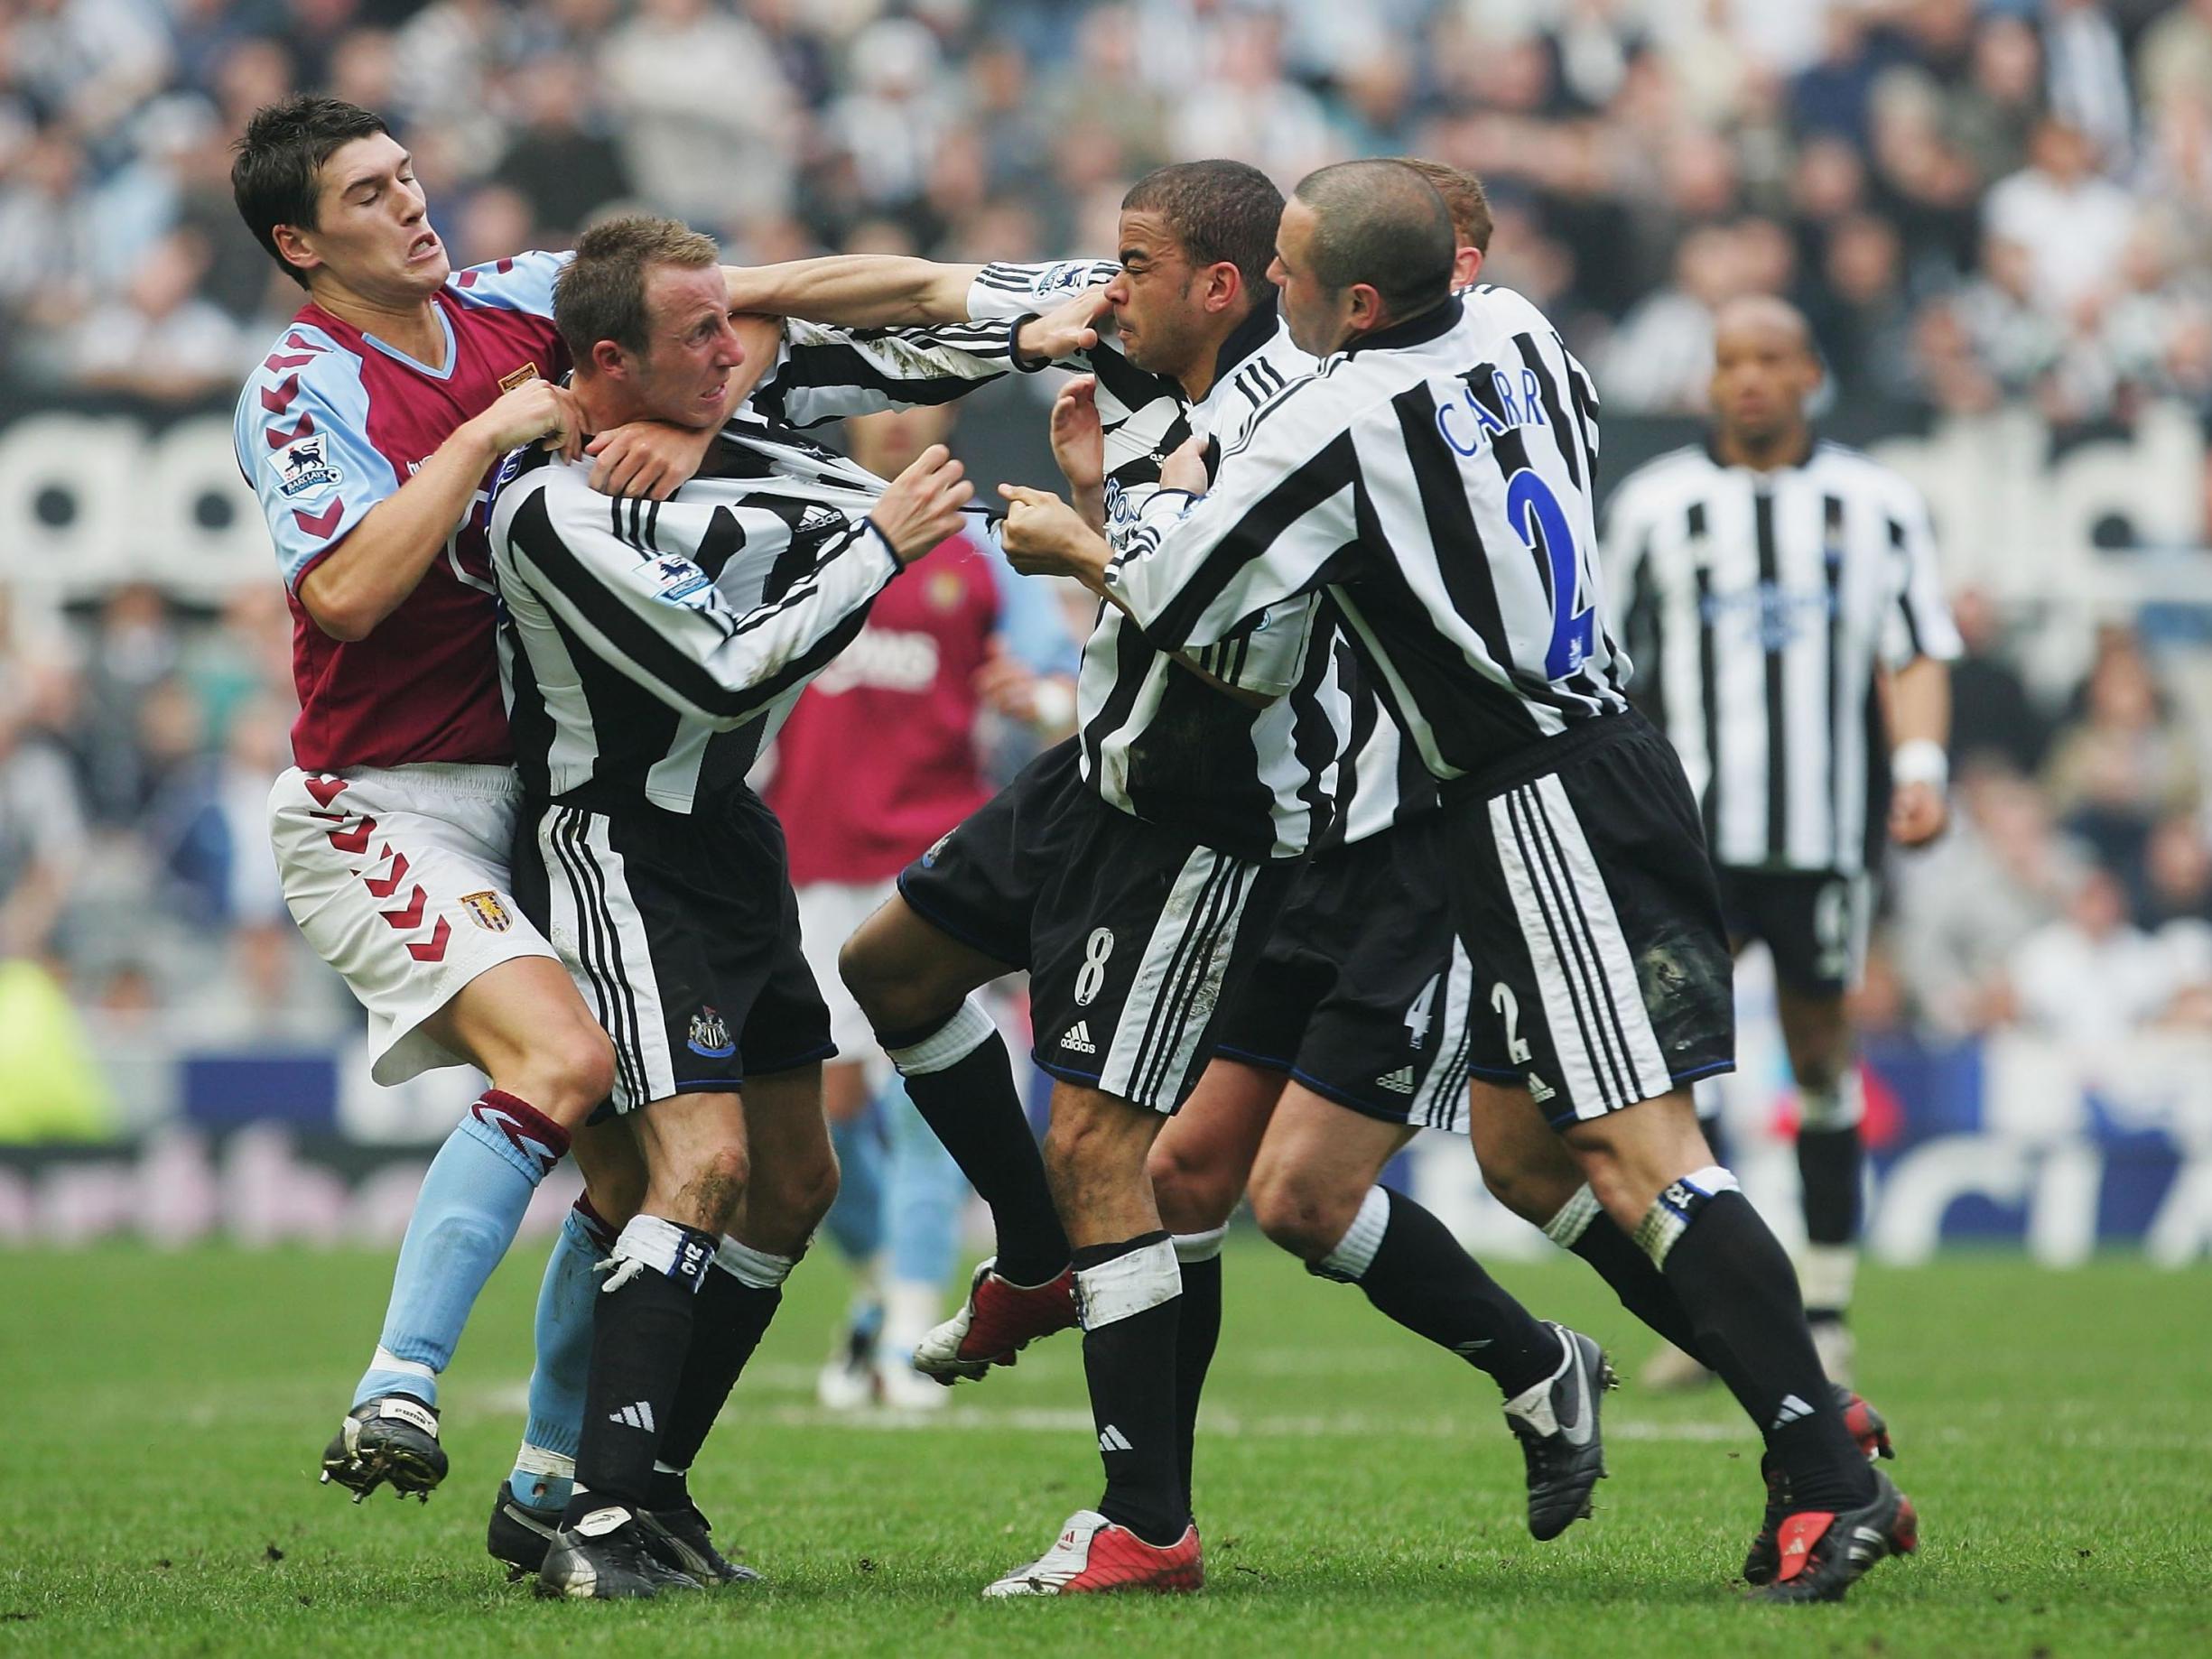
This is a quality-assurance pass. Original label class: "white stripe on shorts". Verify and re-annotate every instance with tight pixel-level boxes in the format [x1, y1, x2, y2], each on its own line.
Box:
[1408, 938, 1476, 1132]
[1489, 777, 1671, 1119]
[540, 806, 676, 1112]
[1098, 848, 1256, 1112]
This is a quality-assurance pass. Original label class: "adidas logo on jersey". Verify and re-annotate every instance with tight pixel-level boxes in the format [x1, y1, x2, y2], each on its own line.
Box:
[1527, 1072, 1557, 1104]
[609, 1401, 656, 1432]
[798, 504, 846, 533]
[1059, 1021, 1097, 1055]
[1098, 1424, 1133, 1452]
[1375, 1067, 1417, 1095]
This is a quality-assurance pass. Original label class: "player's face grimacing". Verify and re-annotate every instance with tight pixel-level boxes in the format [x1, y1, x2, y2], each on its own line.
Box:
[293, 133, 449, 298]
[1268, 199, 1354, 358]
[1105, 210, 1213, 379]
[627, 264, 747, 430]
[1709, 307, 1820, 450]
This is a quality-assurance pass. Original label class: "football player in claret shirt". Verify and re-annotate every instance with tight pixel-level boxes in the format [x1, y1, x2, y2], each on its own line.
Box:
[230, 96, 752, 1509]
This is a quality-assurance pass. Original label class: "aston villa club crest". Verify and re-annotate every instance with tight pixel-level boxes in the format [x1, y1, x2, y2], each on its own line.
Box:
[927, 570, 963, 612]
[460, 891, 515, 931]
[687, 1006, 736, 1059]
[497, 361, 541, 394]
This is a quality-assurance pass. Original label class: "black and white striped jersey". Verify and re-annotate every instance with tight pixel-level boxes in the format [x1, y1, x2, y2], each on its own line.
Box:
[1104, 284, 1625, 792]
[967, 261, 1345, 861]
[747, 315, 1023, 429]
[489, 320, 1015, 816]
[1603, 437, 1961, 876]
[1320, 633, 1441, 847]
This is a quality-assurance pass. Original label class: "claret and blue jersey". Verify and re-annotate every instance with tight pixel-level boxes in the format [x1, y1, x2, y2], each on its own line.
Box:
[233, 251, 572, 774]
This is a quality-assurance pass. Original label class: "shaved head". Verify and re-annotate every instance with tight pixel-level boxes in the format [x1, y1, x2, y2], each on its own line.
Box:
[1713, 294, 1814, 357]
[1273, 159, 1455, 355]
[1290, 160, 1455, 317]
[1707, 294, 1820, 468]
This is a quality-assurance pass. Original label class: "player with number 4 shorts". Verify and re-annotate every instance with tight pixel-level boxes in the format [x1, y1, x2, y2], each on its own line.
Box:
[1013, 159, 1919, 1605]
[1139, 163, 1610, 1545]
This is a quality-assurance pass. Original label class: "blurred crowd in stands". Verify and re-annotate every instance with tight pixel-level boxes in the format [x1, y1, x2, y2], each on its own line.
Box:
[0, 0, 2207, 427]
[4, 0, 2212, 1132]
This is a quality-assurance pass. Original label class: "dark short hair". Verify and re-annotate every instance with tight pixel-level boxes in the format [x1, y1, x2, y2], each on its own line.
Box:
[1291, 160, 1455, 320]
[554, 215, 721, 366]
[231, 97, 390, 288]
[1390, 157, 1493, 255]
[1120, 160, 1284, 300]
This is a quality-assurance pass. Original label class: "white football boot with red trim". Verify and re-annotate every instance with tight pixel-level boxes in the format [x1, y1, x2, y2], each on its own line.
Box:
[911, 1257, 1078, 1384]
[981, 1510, 1204, 1598]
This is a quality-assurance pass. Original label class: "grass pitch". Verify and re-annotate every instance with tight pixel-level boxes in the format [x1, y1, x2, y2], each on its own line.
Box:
[1, 1240, 2206, 1657]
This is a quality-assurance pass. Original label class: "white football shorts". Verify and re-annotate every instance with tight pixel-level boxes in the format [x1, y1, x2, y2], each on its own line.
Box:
[795, 876, 898, 1064]
[269, 763, 559, 1084]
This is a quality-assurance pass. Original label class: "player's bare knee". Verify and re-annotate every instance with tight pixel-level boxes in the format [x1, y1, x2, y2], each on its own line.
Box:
[1248, 1164, 1356, 1264]
[835, 930, 893, 1018]
[1148, 1138, 1240, 1234]
[838, 932, 948, 1033]
[1479, 1156, 1544, 1225]
[670, 1140, 750, 1232]
[762, 1146, 841, 1239]
[507, 1022, 617, 1126]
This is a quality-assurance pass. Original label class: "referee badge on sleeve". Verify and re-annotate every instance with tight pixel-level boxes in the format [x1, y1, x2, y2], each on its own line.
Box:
[460, 891, 516, 931]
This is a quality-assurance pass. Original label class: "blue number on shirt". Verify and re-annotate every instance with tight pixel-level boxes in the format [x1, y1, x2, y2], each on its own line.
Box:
[1504, 467, 1594, 680]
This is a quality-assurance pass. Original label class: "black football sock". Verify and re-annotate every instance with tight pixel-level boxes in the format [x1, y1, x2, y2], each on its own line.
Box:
[1170, 1229, 1226, 1516]
[1073, 1231, 1185, 1547]
[564, 1215, 714, 1525]
[882, 999, 1069, 1286]
[1314, 1186, 1563, 1399]
[646, 1238, 790, 1513]
[1542, 1185, 1712, 1362]
[1797, 1119, 1863, 1325]
[1642, 1170, 1874, 1513]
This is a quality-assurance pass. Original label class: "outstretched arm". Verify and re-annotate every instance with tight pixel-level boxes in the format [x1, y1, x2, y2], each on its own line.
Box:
[723, 257, 986, 328]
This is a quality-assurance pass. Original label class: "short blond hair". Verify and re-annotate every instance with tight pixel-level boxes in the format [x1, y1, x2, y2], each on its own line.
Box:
[555, 215, 720, 365]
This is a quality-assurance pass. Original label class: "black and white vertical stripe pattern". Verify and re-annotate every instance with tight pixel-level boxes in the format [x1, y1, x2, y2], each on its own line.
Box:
[1487, 774, 1671, 1119]
[968, 262, 1348, 861]
[1321, 636, 1443, 846]
[1096, 846, 1260, 1113]
[1603, 439, 1961, 875]
[1406, 939, 1476, 1131]
[536, 804, 674, 1113]
[1104, 285, 1628, 788]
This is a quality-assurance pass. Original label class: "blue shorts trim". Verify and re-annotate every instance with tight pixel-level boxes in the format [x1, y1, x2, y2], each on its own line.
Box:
[1212, 1043, 1293, 1074]
[1285, 1065, 1421, 1127]
[895, 871, 1023, 968]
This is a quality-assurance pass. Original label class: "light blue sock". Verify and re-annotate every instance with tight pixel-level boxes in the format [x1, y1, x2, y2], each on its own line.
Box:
[823, 1103, 888, 1265]
[351, 1091, 569, 1412]
[886, 1078, 967, 1287]
[506, 1199, 610, 1511]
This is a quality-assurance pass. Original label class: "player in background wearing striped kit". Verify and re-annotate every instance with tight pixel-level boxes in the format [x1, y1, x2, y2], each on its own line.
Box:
[1602, 295, 1958, 1390]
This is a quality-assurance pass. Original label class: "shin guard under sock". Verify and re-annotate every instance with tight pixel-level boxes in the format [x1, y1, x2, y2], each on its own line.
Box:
[1642, 1172, 1873, 1511]
[1170, 1228, 1225, 1515]
[883, 1000, 1069, 1286]
[1316, 1187, 1562, 1398]
[1073, 1232, 1185, 1546]
[565, 1215, 713, 1522]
